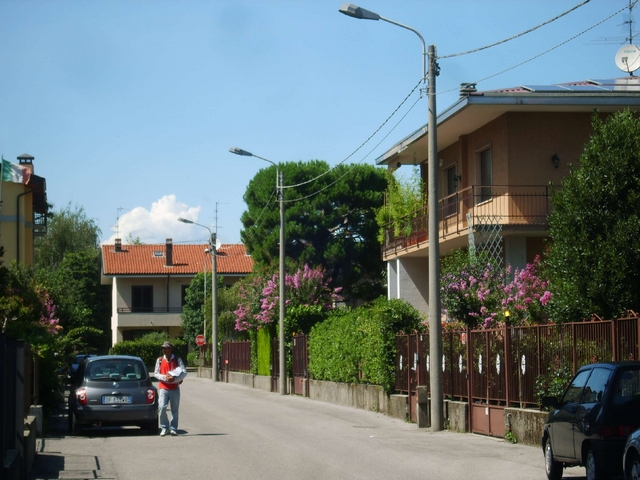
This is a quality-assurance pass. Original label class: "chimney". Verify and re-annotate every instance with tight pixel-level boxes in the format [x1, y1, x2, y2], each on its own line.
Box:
[115, 238, 122, 252]
[166, 238, 173, 267]
[17, 153, 34, 175]
[459, 82, 477, 98]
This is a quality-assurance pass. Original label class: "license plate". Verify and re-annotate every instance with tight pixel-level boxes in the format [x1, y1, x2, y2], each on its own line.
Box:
[102, 395, 132, 404]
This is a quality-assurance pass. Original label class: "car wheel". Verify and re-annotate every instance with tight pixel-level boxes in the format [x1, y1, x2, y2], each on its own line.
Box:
[586, 449, 604, 480]
[544, 438, 563, 480]
[627, 450, 640, 480]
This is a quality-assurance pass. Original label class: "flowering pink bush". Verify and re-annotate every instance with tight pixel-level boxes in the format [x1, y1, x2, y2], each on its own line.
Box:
[501, 256, 552, 325]
[234, 264, 342, 332]
[234, 276, 266, 331]
[38, 290, 60, 335]
[441, 262, 505, 328]
[441, 257, 552, 328]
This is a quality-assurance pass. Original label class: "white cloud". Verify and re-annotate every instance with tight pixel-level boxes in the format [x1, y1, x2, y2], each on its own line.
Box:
[104, 194, 203, 245]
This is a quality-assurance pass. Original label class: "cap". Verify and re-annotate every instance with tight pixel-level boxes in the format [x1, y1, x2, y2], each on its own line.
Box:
[161, 341, 174, 349]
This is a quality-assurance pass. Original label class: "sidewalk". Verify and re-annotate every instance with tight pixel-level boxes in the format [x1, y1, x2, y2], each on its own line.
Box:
[27, 396, 116, 480]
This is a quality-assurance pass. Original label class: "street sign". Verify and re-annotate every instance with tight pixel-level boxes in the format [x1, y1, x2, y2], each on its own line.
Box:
[195, 334, 205, 346]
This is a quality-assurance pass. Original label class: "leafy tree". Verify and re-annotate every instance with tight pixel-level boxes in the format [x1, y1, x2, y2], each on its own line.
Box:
[218, 281, 246, 341]
[125, 234, 143, 244]
[34, 203, 110, 354]
[180, 271, 224, 345]
[0, 262, 59, 340]
[375, 166, 426, 241]
[35, 203, 100, 270]
[0, 261, 63, 418]
[37, 249, 111, 352]
[241, 161, 387, 304]
[545, 110, 640, 322]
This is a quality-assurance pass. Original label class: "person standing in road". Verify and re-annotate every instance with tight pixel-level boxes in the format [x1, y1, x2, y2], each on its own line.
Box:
[154, 341, 187, 436]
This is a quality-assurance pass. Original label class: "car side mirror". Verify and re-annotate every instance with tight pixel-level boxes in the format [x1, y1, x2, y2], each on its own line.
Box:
[541, 396, 560, 410]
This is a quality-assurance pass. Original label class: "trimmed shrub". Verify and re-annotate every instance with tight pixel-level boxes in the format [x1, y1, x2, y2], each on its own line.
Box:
[111, 338, 187, 371]
[256, 326, 272, 376]
[308, 297, 423, 393]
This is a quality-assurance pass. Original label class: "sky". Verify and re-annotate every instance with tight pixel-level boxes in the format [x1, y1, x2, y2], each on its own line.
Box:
[0, 0, 636, 246]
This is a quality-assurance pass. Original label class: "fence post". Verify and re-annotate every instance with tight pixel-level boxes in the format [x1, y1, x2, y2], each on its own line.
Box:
[417, 385, 429, 428]
[466, 326, 472, 433]
[504, 323, 511, 408]
[612, 318, 618, 361]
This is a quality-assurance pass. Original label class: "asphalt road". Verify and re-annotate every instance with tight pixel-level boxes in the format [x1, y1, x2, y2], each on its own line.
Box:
[30, 376, 588, 480]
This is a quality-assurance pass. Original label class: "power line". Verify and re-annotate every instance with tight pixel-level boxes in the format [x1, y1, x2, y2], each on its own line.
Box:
[438, 0, 636, 97]
[244, 2, 635, 233]
[283, 78, 422, 190]
[283, 95, 422, 204]
[439, 0, 592, 59]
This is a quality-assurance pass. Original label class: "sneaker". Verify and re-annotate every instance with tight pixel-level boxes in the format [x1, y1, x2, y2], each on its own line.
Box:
[160, 428, 167, 437]
[170, 429, 177, 436]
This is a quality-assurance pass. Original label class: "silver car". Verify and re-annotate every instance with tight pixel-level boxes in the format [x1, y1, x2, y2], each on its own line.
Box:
[68, 355, 158, 435]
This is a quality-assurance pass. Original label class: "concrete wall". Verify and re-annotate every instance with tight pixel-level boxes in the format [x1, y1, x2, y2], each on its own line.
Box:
[505, 407, 547, 448]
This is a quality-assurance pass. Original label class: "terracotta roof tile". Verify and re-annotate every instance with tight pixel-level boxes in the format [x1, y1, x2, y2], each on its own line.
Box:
[101, 243, 253, 276]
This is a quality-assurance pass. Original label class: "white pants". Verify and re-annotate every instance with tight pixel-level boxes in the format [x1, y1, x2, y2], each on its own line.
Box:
[158, 387, 180, 431]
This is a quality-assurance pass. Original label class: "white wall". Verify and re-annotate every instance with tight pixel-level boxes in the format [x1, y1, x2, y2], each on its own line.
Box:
[387, 258, 429, 314]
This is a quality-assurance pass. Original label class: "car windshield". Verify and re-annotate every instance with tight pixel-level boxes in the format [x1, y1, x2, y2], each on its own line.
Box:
[85, 359, 147, 382]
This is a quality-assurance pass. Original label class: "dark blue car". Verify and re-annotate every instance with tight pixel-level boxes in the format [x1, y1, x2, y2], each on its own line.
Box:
[541, 362, 640, 480]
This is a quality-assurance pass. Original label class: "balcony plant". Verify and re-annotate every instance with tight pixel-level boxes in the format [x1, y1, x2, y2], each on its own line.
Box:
[375, 167, 426, 243]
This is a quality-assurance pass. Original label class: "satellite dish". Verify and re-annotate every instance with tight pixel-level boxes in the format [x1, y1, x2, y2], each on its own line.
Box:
[615, 44, 640, 73]
[215, 238, 222, 250]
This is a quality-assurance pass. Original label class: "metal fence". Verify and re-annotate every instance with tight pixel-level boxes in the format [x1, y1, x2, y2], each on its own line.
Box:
[221, 340, 251, 373]
[2, 334, 39, 480]
[395, 313, 640, 409]
[217, 315, 640, 408]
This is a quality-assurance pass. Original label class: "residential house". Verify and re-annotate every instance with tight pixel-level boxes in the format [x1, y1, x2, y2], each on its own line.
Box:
[101, 239, 254, 346]
[0, 154, 48, 266]
[376, 77, 640, 313]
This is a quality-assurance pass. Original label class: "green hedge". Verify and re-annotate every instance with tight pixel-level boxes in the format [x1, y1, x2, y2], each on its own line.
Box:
[256, 326, 272, 376]
[308, 297, 423, 393]
[111, 338, 187, 371]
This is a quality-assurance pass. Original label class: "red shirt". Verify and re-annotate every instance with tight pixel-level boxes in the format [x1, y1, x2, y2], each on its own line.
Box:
[158, 355, 180, 390]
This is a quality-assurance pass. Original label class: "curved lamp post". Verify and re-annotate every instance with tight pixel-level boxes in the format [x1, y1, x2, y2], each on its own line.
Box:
[178, 217, 219, 382]
[229, 147, 287, 396]
[339, 3, 443, 430]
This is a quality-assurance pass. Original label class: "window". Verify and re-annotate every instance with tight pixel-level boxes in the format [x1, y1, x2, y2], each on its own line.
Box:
[561, 369, 590, 405]
[181, 285, 188, 306]
[479, 147, 492, 203]
[580, 368, 611, 404]
[132, 286, 153, 312]
[444, 166, 459, 217]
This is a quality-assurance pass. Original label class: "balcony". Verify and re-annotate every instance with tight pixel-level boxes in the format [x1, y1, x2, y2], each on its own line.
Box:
[382, 185, 552, 259]
[117, 307, 183, 314]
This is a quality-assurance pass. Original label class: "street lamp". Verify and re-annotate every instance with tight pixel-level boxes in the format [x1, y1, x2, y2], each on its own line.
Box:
[178, 217, 219, 382]
[204, 247, 210, 337]
[339, 3, 443, 430]
[229, 146, 287, 396]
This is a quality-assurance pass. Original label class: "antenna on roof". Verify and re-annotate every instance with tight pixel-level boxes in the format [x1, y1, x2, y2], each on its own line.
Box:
[115, 207, 129, 239]
[613, 1, 640, 75]
[615, 44, 640, 73]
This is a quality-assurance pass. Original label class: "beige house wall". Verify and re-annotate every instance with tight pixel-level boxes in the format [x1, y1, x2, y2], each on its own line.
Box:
[0, 180, 35, 266]
[111, 275, 190, 346]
